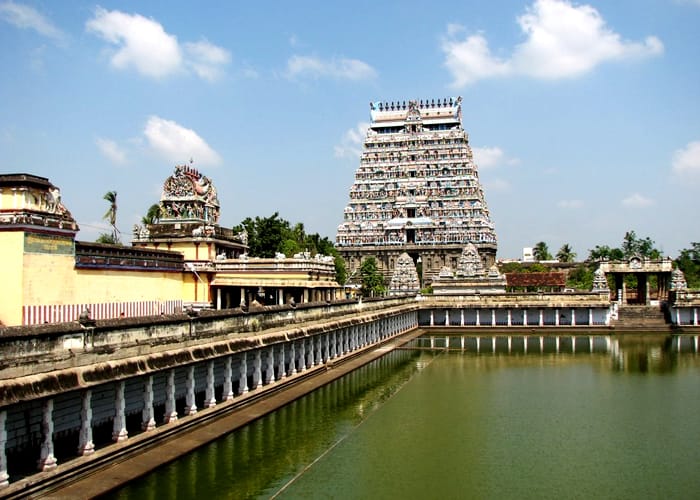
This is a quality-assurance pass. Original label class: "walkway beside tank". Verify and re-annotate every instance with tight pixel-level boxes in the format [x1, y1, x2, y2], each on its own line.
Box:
[19, 329, 425, 500]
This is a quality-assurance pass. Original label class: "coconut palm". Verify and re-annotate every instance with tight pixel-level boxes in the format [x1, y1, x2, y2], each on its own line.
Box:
[102, 191, 120, 243]
[141, 203, 162, 225]
[533, 241, 552, 261]
[556, 244, 576, 263]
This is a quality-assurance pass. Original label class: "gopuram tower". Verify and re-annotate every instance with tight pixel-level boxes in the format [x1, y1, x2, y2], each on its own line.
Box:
[336, 97, 497, 285]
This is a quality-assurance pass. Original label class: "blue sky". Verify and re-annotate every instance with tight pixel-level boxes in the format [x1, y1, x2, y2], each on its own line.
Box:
[1, 0, 698, 260]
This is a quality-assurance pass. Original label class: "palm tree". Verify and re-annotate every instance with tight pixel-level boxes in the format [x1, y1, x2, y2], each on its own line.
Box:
[556, 244, 576, 263]
[141, 203, 162, 225]
[533, 241, 552, 261]
[102, 191, 120, 243]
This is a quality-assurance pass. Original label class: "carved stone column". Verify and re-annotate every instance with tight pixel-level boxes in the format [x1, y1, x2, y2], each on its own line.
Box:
[142, 376, 156, 431]
[223, 356, 234, 401]
[253, 350, 262, 388]
[0, 410, 9, 487]
[78, 389, 95, 455]
[164, 369, 178, 424]
[239, 353, 249, 395]
[38, 399, 57, 471]
[205, 360, 216, 408]
[112, 381, 128, 442]
[185, 365, 197, 416]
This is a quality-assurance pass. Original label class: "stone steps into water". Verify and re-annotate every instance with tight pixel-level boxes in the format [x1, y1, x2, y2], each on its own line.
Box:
[615, 306, 669, 330]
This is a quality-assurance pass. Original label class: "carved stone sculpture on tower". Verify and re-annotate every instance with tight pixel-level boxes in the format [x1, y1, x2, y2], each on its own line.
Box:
[389, 253, 420, 295]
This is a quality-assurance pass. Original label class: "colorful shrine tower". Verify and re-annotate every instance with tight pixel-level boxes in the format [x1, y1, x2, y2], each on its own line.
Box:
[336, 97, 497, 284]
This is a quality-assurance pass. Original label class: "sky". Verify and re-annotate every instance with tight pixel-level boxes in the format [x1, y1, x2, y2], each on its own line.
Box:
[1, 0, 699, 260]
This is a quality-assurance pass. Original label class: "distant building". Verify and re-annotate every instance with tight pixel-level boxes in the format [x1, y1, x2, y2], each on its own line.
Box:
[522, 247, 534, 262]
[336, 97, 497, 285]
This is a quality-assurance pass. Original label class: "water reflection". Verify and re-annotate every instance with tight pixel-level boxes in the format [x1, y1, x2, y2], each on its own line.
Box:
[107, 333, 699, 499]
[410, 333, 700, 374]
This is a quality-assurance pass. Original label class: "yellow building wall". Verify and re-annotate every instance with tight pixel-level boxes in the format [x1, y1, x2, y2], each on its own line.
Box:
[73, 269, 183, 305]
[0, 232, 25, 326]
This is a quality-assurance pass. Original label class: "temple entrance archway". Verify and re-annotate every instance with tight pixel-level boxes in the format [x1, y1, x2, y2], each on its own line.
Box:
[598, 257, 673, 306]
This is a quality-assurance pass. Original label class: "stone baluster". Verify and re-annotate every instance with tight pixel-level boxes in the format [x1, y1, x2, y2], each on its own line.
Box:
[555, 308, 560, 326]
[253, 350, 263, 388]
[113, 381, 128, 442]
[239, 353, 249, 395]
[223, 356, 234, 401]
[289, 343, 297, 375]
[0, 411, 9, 488]
[266, 347, 276, 384]
[38, 399, 57, 471]
[142, 376, 156, 431]
[164, 369, 178, 423]
[277, 345, 286, 379]
[316, 336, 322, 364]
[308, 338, 315, 366]
[78, 389, 95, 455]
[185, 366, 197, 416]
[476, 309, 480, 326]
[299, 340, 307, 371]
[205, 361, 216, 408]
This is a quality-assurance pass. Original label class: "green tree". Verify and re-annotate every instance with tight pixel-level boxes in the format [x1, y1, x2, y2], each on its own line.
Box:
[96, 233, 119, 244]
[533, 241, 552, 261]
[141, 203, 162, 225]
[621, 230, 662, 259]
[102, 190, 120, 244]
[587, 245, 624, 261]
[566, 264, 595, 290]
[556, 244, 576, 263]
[360, 257, 385, 297]
[676, 242, 700, 288]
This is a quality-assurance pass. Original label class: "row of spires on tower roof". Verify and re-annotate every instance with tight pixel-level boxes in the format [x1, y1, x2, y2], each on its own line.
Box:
[371, 97, 461, 112]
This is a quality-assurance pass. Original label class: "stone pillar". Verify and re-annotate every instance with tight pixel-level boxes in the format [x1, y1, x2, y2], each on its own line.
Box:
[589, 308, 593, 326]
[539, 309, 544, 327]
[289, 343, 297, 375]
[223, 356, 234, 401]
[316, 336, 322, 364]
[555, 309, 560, 327]
[239, 353, 249, 394]
[299, 340, 307, 371]
[254, 350, 263, 388]
[571, 308, 576, 326]
[0, 411, 7, 488]
[78, 389, 95, 455]
[38, 399, 57, 471]
[461, 309, 465, 327]
[164, 369, 178, 423]
[113, 381, 128, 442]
[277, 345, 286, 379]
[308, 338, 315, 367]
[330, 331, 337, 359]
[185, 365, 197, 416]
[507, 309, 512, 327]
[205, 360, 216, 408]
[475, 309, 480, 326]
[430, 310, 434, 326]
[491, 309, 496, 327]
[142, 376, 156, 431]
[217, 288, 222, 310]
[694, 308, 698, 326]
[265, 347, 275, 384]
[524, 309, 528, 326]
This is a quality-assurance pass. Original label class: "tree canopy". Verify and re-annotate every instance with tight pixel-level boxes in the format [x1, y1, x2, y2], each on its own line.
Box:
[360, 257, 386, 297]
[533, 241, 552, 261]
[233, 212, 347, 284]
[676, 242, 700, 288]
[587, 231, 662, 261]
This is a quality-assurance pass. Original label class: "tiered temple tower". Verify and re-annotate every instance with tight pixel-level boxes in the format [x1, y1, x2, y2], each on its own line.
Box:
[336, 97, 497, 285]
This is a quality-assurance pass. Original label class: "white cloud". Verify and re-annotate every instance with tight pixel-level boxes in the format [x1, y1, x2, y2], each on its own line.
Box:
[557, 199, 583, 209]
[442, 0, 663, 87]
[86, 8, 229, 81]
[335, 122, 369, 158]
[144, 116, 222, 166]
[96, 137, 127, 165]
[0, 1, 65, 43]
[471, 146, 521, 169]
[184, 39, 231, 82]
[671, 140, 700, 181]
[286, 55, 377, 81]
[621, 193, 654, 208]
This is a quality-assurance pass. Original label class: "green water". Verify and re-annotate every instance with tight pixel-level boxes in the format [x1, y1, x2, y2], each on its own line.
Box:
[108, 338, 700, 500]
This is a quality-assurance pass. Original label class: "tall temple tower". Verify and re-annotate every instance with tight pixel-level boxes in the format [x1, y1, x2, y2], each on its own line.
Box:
[336, 97, 497, 285]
